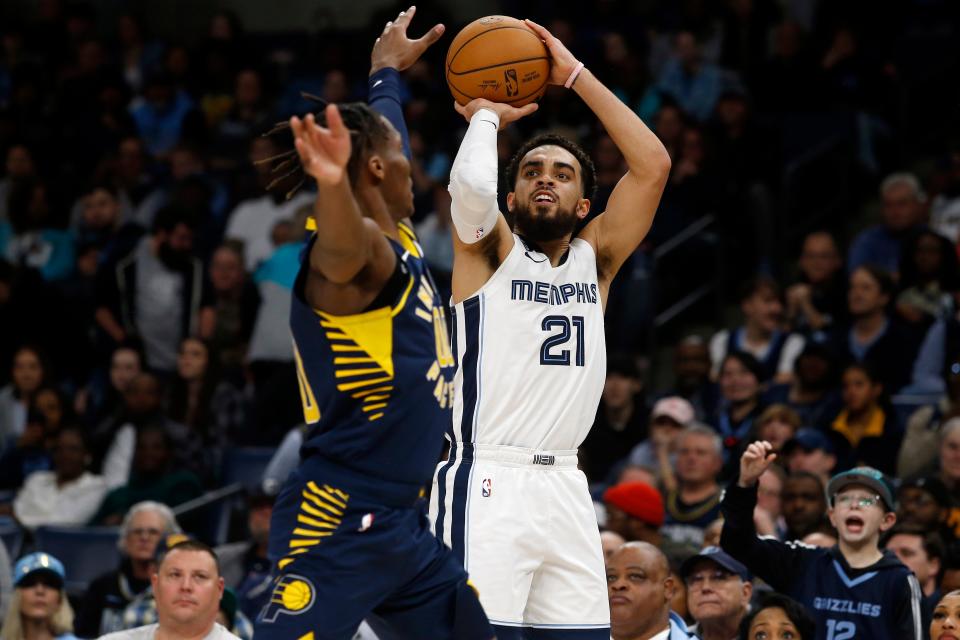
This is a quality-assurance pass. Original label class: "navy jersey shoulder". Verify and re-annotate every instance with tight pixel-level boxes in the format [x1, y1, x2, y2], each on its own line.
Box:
[289, 223, 455, 488]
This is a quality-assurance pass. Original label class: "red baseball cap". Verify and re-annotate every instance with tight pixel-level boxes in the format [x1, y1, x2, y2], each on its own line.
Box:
[603, 481, 665, 528]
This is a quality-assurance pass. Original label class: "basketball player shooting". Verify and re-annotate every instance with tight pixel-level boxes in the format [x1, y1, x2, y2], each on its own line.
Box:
[252, 8, 492, 640]
[430, 19, 671, 639]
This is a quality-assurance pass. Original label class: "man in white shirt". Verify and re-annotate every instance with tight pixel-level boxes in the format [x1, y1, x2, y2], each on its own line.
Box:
[607, 542, 693, 639]
[98, 540, 240, 640]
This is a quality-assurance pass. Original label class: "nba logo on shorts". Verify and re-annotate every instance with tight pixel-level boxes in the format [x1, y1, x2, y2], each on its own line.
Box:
[504, 69, 519, 96]
[481, 478, 492, 497]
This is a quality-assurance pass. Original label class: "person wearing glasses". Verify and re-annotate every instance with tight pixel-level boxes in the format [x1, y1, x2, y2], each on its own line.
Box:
[680, 547, 752, 640]
[722, 443, 923, 640]
[73, 502, 180, 638]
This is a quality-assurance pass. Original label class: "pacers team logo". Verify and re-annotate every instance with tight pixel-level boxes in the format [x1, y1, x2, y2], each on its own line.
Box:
[260, 574, 316, 623]
[504, 69, 519, 96]
[481, 478, 492, 497]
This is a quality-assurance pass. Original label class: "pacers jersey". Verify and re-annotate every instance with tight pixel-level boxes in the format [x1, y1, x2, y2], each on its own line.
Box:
[290, 222, 456, 488]
[450, 234, 606, 451]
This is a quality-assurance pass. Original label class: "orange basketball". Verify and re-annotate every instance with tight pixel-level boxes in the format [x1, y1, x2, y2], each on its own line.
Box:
[446, 16, 550, 107]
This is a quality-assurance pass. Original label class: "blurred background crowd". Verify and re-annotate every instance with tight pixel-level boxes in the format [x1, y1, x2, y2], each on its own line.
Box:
[0, 0, 958, 638]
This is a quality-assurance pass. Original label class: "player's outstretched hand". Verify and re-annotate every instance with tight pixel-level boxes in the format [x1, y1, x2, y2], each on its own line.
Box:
[371, 5, 445, 75]
[739, 440, 776, 488]
[453, 98, 538, 130]
[524, 19, 579, 86]
[291, 105, 350, 186]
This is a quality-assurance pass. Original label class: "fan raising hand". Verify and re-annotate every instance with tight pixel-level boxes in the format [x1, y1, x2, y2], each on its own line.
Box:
[290, 104, 351, 187]
[738, 441, 777, 488]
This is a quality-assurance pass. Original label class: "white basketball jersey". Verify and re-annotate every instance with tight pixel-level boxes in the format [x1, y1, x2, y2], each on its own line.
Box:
[450, 234, 607, 450]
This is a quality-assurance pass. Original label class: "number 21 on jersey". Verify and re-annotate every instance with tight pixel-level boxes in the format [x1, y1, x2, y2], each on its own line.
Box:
[540, 315, 585, 367]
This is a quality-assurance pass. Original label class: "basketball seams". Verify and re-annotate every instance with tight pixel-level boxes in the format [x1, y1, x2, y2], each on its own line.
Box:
[446, 74, 547, 106]
[446, 26, 545, 73]
[447, 56, 549, 77]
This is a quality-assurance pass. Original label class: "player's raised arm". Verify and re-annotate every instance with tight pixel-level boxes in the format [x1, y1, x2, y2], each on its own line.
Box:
[292, 105, 392, 285]
[525, 19, 671, 286]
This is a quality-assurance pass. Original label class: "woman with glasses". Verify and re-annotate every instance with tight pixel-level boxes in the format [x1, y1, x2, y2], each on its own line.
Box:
[73, 502, 179, 637]
[0, 553, 78, 640]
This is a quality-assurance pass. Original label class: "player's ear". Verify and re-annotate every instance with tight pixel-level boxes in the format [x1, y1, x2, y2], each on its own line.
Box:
[367, 154, 385, 182]
[506, 191, 516, 212]
[576, 198, 590, 219]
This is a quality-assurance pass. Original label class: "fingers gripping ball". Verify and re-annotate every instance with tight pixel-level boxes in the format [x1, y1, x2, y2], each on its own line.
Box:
[446, 15, 550, 107]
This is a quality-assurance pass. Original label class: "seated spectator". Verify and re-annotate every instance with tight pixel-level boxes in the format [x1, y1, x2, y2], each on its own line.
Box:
[785, 231, 847, 338]
[708, 352, 766, 466]
[781, 471, 830, 541]
[128, 72, 197, 159]
[197, 243, 260, 381]
[909, 302, 960, 397]
[12, 426, 107, 530]
[213, 588, 253, 640]
[884, 523, 945, 630]
[607, 542, 693, 640]
[628, 396, 695, 490]
[92, 424, 203, 525]
[782, 430, 837, 485]
[656, 31, 726, 123]
[662, 425, 724, 549]
[662, 335, 717, 421]
[827, 363, 901, 475]
[723, 451, 921, 639]
[847, 172, 928, 276]
[741, 593, 815, 640]
[0, 409, 57, 490]
[581, 354, 647, 483]
[604, 482, 665, 545]
[896, 230, 959, 328]
[2, 553, 78, 640]
[900, 361, 960, 479]
[75, 501, 180, 638]
[749, 404, 801, 456]
[77, 343, 143, 430]
[710, 277, 805, 384]
[214, 490, 273, 623]
[931, 590, 960, 640]
[165, 337, 246, 473]
[100, 539, 241, 640]
[896, 476, 950, 534]
[762, 343, 842, 429]
[0, 345, 48, 449]
[0, 178, 74, 281]
[601, 531, 626, 560]
[74, 183, 144, 269]
[830, 265, 918, 394]
[681, 547, 752, 640]
[94, 205, 210, 374]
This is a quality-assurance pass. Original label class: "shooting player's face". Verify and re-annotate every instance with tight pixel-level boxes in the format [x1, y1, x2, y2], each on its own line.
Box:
[507, 145, 589, 242]
[828, 485, 895, 545]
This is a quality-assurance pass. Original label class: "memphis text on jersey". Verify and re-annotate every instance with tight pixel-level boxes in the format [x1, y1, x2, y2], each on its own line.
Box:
[510, 279, 599, 306]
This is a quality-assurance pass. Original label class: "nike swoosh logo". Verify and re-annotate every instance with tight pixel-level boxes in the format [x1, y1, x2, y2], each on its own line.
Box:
[524, 252, 547, 263]
[372, 79, 383, 88]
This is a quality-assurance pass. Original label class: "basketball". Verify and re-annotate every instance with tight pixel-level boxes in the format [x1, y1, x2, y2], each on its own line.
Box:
[446, 15, 550, 107]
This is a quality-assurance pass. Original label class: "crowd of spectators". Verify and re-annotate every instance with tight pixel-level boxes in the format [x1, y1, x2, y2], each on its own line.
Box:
[0, 0, 959, 638]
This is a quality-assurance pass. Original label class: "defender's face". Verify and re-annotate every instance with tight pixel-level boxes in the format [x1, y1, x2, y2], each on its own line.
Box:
[378, 118, 414, 220]
[508, 145, 588, 242]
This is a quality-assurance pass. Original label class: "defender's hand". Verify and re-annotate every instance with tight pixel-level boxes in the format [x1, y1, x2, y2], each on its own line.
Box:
[739, 441, 776, 488]
[291, 105, 351, 186]
[453, 98, 538, 130]
[371, 6, 445, 75]
[524, 19, 580, 86]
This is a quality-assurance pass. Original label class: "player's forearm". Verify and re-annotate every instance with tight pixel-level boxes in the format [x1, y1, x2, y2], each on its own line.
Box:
[572, 69, 671, 178]
[448, 108, 500, 244]
[368, 68, 411, 160]
[309, 178, 370, 282]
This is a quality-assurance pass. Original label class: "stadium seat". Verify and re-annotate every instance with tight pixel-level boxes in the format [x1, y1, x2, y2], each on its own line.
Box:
[0, 516, 23, 559]
[221, 447, 276, 491]
[34, 526, 121, 595]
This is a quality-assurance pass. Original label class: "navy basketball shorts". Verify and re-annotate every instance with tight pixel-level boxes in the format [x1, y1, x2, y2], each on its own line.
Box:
[254, 461, 493, 640]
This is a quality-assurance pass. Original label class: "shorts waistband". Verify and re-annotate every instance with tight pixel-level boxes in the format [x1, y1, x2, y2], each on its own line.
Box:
[453, 443, 579, 467]
[297, 454, 425, 508]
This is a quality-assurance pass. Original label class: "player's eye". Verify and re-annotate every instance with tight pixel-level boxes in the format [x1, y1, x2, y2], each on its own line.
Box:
[557, 172, 568, 180]
[525, 170, 538, 177]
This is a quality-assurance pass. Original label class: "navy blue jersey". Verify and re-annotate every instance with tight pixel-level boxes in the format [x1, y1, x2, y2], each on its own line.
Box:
[290, 222, 455, 490]
[721, 483, 922, 640]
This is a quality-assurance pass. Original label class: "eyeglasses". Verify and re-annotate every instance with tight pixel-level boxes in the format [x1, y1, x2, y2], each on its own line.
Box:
[833, 494, 882, 509]
[128, 527, 163, 538]
[685, 569, 736, 589]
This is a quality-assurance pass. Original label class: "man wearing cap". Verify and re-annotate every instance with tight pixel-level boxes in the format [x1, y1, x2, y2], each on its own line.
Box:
[100, 539, 240, 640]
[606, 542, 694, 640]
[722, 441, 923, 639]
[681, 547, 752, 640]
[627, 397, 695, 490]
[580, 354, 648, 483]
[783, 428, 837, 486]
[604, 482, 666, 545]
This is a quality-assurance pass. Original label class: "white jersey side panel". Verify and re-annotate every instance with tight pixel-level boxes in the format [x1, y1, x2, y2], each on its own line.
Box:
[450, 234, 606, 450]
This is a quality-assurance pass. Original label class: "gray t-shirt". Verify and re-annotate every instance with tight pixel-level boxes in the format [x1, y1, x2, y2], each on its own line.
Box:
[98, 622, 240, 640]
[134, 239, 184, 372]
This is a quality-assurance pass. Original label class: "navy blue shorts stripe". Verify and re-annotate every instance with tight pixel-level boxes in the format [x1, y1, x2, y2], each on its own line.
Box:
[434, 442, 456, 544]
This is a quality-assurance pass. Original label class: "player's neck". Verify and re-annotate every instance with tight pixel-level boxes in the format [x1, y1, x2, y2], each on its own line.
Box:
[839, 535, 883, 568]
[539, 237, 573, 266]
[356, 188, 400, 241]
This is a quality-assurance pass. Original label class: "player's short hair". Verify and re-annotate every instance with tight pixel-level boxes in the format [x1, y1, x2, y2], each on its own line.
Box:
[261, 98, 392, 198]
[505, 133, 597, 201]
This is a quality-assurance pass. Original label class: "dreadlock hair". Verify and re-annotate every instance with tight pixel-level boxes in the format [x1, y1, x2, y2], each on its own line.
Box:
[259, 95, 392, 200]
[505, 133, 597, 201]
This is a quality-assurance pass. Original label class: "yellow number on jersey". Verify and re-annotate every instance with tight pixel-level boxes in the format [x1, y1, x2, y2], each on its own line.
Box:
[293, 340, 321, 424]
[432, 308, 455, 368]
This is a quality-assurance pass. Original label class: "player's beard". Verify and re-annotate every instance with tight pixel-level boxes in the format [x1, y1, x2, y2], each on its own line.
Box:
[511, 200, 579, 243]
